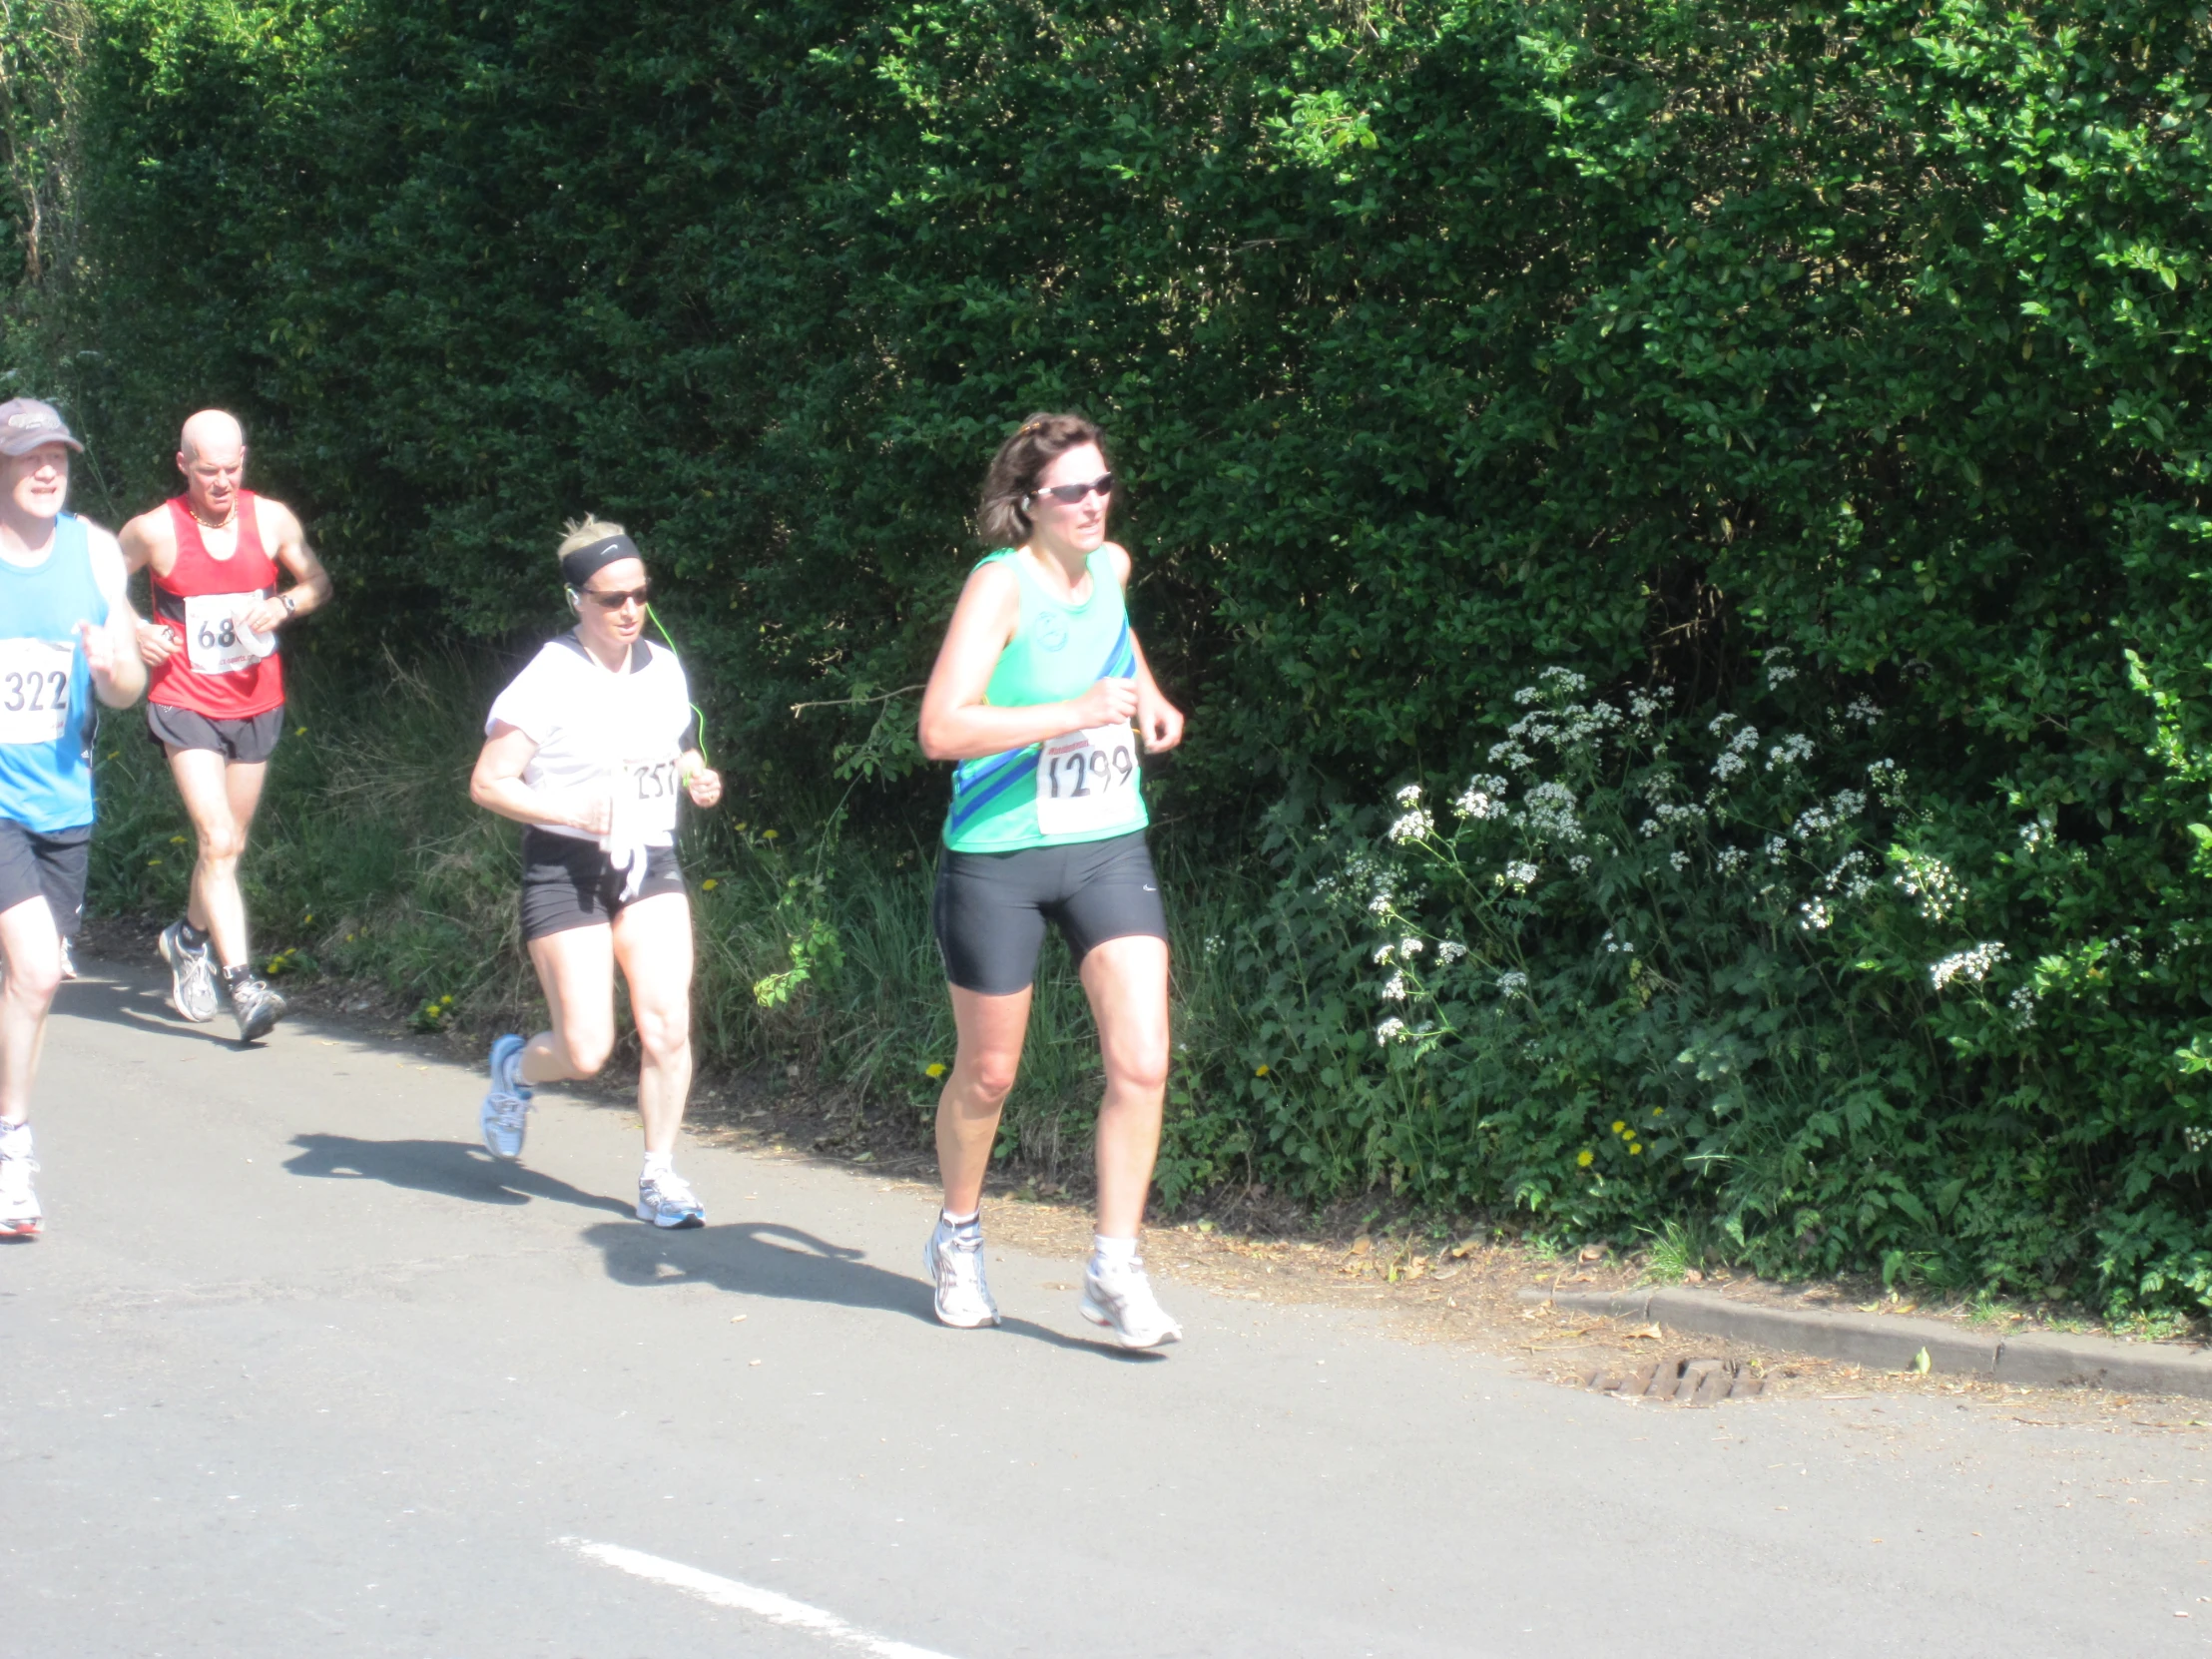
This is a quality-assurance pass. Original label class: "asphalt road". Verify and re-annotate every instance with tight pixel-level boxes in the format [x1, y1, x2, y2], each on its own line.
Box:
[6, 961, 2211, 1657]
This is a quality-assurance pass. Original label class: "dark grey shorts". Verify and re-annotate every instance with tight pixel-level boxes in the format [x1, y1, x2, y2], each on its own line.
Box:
[931, 830, 1168, 996]
[0, 818, 90, 938]
[519, 828, 686, 941]
[148, 702, 285, 765]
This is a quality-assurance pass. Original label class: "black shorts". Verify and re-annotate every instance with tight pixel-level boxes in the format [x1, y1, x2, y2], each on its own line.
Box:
[519, 827, 686, 941]
[0, 819, 91, 939]
[148, 702, 285, 765]
[932, 829, 1168, 996]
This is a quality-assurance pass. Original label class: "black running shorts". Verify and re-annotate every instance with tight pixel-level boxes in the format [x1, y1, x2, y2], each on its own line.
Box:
[519, 827, 686, 941]
[931, 829, 1168, 996]
[0, 818, 91, 938]
[147, 702, 285, 765]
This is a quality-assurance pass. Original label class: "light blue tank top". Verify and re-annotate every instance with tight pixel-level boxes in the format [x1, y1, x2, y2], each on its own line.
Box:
[0, 513, 106, 832]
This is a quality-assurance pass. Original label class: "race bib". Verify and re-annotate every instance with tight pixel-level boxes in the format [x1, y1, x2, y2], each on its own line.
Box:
[615, 754, 683, 840]
[1036, 725, 1140, 836]
[0, 638, 74, 746]
[183, 591, 276, 676]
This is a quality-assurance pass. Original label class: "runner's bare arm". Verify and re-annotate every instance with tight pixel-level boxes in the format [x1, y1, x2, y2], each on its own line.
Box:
[470, 723, 612, 835]
[81, 524, 149, 707]
[116, 509, 183, 666]
[917, 561, 1137, 762]
[1096, 543, 1184, 756]
[239, 500, 333, 636]
[681, 750, 723, 810]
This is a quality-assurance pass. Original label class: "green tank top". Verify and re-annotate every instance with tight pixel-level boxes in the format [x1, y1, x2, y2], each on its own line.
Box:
[942, 548, 1148, 852]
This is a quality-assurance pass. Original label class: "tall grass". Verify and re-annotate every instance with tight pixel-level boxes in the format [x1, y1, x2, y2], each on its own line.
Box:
[85, 643, 1262, 1194]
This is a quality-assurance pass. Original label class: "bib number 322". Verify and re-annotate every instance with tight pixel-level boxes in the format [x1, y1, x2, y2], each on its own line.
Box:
[1035, 725, 1139, 836]
[183, 591, 276, 676]
[0, 638, 74, 747]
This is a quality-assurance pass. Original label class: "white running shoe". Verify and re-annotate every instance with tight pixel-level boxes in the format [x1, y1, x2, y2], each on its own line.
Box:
[228, 974, 287, 1042]
[480, 1034, 532, 1161]
[0, 1127, 41, 1239]
[158, 921, 219, 1023]
[637, 1170, 706, 1229]
[924, 1215, 1001, 1328]
[1080, 1256, 1182, 1349]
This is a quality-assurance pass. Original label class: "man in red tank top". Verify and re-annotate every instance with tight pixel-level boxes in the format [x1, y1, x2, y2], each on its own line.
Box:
[119, 409, 332, 1042]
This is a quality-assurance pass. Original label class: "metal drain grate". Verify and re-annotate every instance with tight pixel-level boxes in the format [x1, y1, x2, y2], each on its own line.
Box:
[1581, 1356, 1766, 1404]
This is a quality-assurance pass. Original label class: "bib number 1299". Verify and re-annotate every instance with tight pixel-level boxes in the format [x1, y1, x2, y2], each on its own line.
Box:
[1035, 725, 1139, 835]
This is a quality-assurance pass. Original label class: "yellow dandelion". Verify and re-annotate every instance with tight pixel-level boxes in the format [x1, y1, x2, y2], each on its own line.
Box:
[1611, 1120, 1626, 1134]
[1629, 1142, 1644, 1155]
[702, 878, 719, 891]
[924, 1062, 947, 1078]
[734, 822, 748, 831]
[147, 858, 162, 866]
[1576, 1149, 1594, 1168]
[1255, 1063, 1271, 1077]
[294, 726, 306, 736]
[762, 829, 779, 840]
[169, 834, 187, 844]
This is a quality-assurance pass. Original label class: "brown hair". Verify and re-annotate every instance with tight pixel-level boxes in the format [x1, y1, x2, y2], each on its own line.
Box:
[976, 412, 1112, 548]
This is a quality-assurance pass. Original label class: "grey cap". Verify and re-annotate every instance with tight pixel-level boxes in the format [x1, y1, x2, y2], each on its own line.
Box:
[0, 397, 83, 457]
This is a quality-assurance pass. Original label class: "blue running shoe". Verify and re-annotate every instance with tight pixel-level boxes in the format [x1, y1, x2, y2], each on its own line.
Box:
[481, 1034, 532, 1161]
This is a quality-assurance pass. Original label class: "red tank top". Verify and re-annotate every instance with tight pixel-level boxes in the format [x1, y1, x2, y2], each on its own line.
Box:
[148, 491, 284, 718]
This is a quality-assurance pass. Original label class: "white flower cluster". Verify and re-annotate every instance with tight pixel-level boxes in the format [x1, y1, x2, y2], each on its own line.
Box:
[1894, 851, 1966, 922]
[1373, 941, 1395, 964]
[1798, 896, 1833, 931]
[1398, 936, 1424, 957]
[1388, 807, 1434, 843]
[1568, 853, 1593, 874]
[1715, 846, 1749, 874]
[1601, 927, 1636, 955]
[1767, 663, 1799, 687]
[1505, 700, 1624, 754]
[1671, 849, 1691, 870]
[1628, 686, 1676, 720]
[1512, 667, 1590, 703]
[1437, 940, 1468, 963]
[1375, 1017, 1408, 1045]
[1822, 848, 1877, 900]
[1501, 860, 1539, 891]
[1930, 940, 2006, 989]
[1453, 774, 1510, 819]
[1203, 933, 1224, 958]
[1867, 758, 1906, 807]
[1765, 733, 1816, 772]
[1638, 818, 1661, 839]
[1712, 719, 1762, 781]
[1520, 781, 1584, 840]
[1381, 972, 1409, 1002]
[2185, 1124, 2210, 1154]
[1765, 835, 1790, 859]
[2006, 984, 2040, 1030]
[2019, 821, 2046, 851]
[1496, 969, 1529, 997]
[1844, 696, 1882, 725]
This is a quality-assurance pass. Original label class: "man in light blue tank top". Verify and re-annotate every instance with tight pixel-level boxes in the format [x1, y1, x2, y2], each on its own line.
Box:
[0, 398, 147, 1237]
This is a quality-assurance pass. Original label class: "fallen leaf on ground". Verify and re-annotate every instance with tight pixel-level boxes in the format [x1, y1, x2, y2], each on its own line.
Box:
[1627, 1323, 1662, 1340]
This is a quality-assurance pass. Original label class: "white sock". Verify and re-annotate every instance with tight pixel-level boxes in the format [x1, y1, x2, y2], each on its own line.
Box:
[0, 1121, 28, 1153]
[642, 1151, 674, 1182]
[1091, 1233, 1138, 1270]
[940, 1208, 979, 1230]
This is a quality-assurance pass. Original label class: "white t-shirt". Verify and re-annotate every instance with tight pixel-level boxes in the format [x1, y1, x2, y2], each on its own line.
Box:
[485, 636, 695, 845]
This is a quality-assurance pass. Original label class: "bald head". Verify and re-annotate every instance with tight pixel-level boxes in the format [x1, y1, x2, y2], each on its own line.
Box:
[176, 408, 247, 523]
[179, 408, 244, 465]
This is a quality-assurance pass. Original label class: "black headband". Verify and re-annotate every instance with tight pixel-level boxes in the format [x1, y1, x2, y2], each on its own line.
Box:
[560, 534, 640, 588]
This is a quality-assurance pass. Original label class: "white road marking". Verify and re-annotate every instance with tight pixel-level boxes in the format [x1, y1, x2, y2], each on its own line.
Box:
[558, 1537, 962, 1659]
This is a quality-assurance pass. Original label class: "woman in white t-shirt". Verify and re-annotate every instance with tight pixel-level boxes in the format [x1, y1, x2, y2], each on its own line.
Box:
[468, 517, 723, 1227]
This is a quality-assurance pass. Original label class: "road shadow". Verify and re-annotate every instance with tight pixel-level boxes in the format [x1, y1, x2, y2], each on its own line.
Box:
[583, 1219, 1163, 1362]
[283, 1133, 634, 1217]
[53, 966, 261, 1048]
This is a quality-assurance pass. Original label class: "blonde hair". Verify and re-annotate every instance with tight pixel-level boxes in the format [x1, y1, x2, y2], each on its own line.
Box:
[555, 515, 626, 564]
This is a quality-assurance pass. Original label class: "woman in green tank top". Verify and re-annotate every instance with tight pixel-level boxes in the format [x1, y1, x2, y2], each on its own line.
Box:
[913, 413, 1189, 1349]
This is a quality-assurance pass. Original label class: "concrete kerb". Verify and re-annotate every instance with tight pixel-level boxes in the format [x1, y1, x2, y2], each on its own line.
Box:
[1518, 1286, 2212, 1400]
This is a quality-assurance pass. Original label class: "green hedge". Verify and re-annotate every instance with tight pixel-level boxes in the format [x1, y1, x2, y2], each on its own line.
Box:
[13, 0, 2212, 1310]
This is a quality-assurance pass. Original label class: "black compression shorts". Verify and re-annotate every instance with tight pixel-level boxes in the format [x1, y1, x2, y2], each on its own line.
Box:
[931, 829, 1167, 996]
[0, 819, 90, 939]
[519, 827, 686, 941]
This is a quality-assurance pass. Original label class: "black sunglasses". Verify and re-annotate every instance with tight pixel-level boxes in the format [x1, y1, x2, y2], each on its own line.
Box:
[1031, 473, 1114, 506]
[584, 582, 652, 610]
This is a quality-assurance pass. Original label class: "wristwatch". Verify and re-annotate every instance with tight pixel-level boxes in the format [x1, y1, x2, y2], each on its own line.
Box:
[280, 592, 298, 617]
